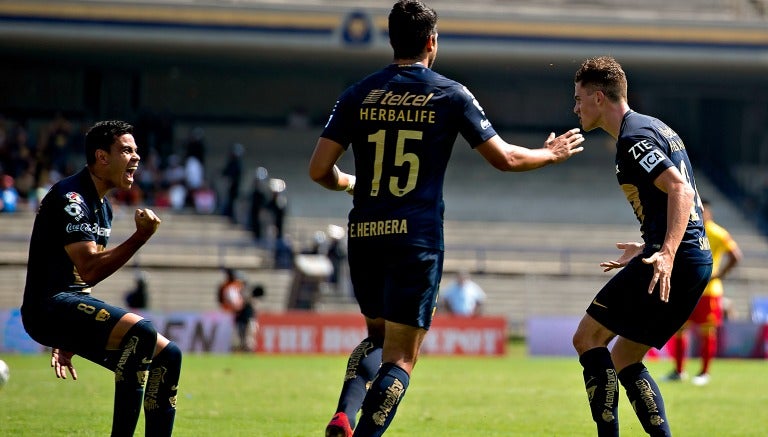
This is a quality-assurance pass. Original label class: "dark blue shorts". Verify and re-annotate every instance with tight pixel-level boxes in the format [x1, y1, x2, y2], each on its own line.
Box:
[586, 257, 712, 349]
[348, 243, 443, 330]
[22, 292, 130, 367]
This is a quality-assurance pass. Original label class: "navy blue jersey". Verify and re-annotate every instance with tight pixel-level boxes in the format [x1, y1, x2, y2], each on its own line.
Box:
[22, 167, 113, 308]
[321, 63, 497, 250]
[616, 111, 711, 264]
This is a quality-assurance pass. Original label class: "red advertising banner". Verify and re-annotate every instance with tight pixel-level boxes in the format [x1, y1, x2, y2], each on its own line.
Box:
[256, 312, 507, 356]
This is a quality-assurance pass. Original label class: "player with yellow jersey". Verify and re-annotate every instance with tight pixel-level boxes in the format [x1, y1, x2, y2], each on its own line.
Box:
[668, 199, 742, 385]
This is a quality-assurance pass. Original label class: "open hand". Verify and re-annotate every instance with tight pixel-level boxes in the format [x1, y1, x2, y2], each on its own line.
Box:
[51, 348, 78, 380]
[600, 242, 644, 272]
[544, 128, 585, 163]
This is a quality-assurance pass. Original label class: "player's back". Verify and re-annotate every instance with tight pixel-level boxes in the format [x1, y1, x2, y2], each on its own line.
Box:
[323, 64, 495, 249]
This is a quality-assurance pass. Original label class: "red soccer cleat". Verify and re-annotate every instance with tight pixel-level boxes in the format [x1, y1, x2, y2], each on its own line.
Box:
[325, 412, 353, 437]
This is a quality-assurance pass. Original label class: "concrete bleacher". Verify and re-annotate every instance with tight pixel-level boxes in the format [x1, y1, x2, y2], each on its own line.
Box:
[2, 124, 767, 337]
[2, 206, 767, 336]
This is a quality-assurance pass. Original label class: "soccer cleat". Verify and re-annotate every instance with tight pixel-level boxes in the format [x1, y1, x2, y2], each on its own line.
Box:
[691, 373, 710, 386]
[662, 370, 687, 382]
[325, 412, 353, 437]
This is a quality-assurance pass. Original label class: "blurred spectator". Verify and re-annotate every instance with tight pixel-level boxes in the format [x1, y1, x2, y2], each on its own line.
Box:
[221, 143, 244, 223]
[300, 225, 351, 298]
[125, 271, 149, 310]
[45, 111, 74, 174]
[217, 268, 252, 352]
[234, 284, 264, 353]
[185, 126, 207, 165]
[249, 167, 270, 241]
[135, 146, 162, 206]
[184, 149, 205, 209]
[0, 174, 19, 213]
[441, 271, 486, 317]
[266, 178, 288, 239]
[303, 230, 328, 255]
[163, 154, 187, 211]
[273, 235, 295, 270]
[325, 224, 350, 297]
[218, 268, 245, 312]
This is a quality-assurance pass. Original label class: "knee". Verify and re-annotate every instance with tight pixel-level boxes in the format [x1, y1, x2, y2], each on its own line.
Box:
[156, 341, 182, 369]
[572, 327, 604, 356]
[123, 319, 158, 352]
[572, 329, 588, 355]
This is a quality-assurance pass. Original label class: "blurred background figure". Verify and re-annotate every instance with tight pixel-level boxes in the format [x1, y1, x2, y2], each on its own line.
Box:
[217, 268, 250, 351]
[220, 143, 244, 223]
[0, 174, 19, 213]
[325, 224, 350, 298]
[235, 284, 265, 353]
[125, 270, 149, 310]
[666, 199, 743, 385]
[267, 178, 287, 240]
[249, 167, 270, 242]
[218, 267, 245, 314]
[441, 270, 486, 317]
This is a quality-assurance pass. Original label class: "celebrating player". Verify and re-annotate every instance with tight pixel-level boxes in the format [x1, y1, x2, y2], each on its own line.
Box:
[571, 56, 713, 436]
[21, 120, 182, 437]
[309, 1, 584, 435]
[667, 198, 742, 385]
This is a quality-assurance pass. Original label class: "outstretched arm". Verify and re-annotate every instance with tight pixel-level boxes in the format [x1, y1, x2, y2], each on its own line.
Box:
[474, 128, 584, 172]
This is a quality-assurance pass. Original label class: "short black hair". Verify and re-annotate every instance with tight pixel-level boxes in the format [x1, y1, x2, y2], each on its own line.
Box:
[84, 120, 133, 166]
[388, 0, 437, 60]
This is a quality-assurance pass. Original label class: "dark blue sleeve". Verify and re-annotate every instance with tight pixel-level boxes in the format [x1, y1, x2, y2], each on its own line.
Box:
[320, 86, 356, 150]
[53, 189, 98, 246]
[455, 85, 497, 148]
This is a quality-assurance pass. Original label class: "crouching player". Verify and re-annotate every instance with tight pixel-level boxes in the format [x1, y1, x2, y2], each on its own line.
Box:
[21, 120, 182, 436]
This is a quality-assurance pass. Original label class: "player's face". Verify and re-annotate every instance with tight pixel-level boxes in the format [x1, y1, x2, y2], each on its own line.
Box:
[573, 82, 601, 132]
[106, 134, 141, 189]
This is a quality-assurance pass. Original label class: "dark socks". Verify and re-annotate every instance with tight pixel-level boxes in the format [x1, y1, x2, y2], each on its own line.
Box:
[337, 337, 383, 428]
[579, 347, 619, 437]
[618, 363, 671, 437]
[353, 362, 410, 437]
[112, 319, 157, 437]
[144, 342, 182, 437]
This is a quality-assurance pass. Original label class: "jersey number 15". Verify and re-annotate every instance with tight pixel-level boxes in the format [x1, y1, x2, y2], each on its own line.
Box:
[368, 129, 421, 197]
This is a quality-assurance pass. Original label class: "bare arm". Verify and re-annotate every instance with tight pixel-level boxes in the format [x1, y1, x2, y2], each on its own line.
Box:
[308, 137, 355, 193]
[65, 208, 160, 285]
[713, 235, 743, 280]
[474, 129, 584, 172]
[641, 167, 695, 301]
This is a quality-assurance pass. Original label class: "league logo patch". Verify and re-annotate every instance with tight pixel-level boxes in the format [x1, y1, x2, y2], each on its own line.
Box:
[639, 150, 665, 173]
[65, 192, 84, 204]
[64, 203, 83, 219]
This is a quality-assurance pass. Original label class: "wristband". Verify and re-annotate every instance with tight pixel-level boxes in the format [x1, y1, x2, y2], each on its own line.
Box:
[345, 175, 356, 193]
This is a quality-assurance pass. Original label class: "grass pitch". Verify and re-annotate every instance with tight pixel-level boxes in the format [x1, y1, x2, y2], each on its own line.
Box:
[0, 341, 766, 436]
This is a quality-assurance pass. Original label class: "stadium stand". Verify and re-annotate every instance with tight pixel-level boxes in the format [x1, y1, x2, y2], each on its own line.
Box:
[0, 0, 765, 338]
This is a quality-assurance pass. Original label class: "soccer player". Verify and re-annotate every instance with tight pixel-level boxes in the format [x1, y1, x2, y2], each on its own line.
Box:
[667, 199, 742, 385]
[20, 120, 182, 437]
[571, 56, 713, 436]
[309, 1, 584, 435]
